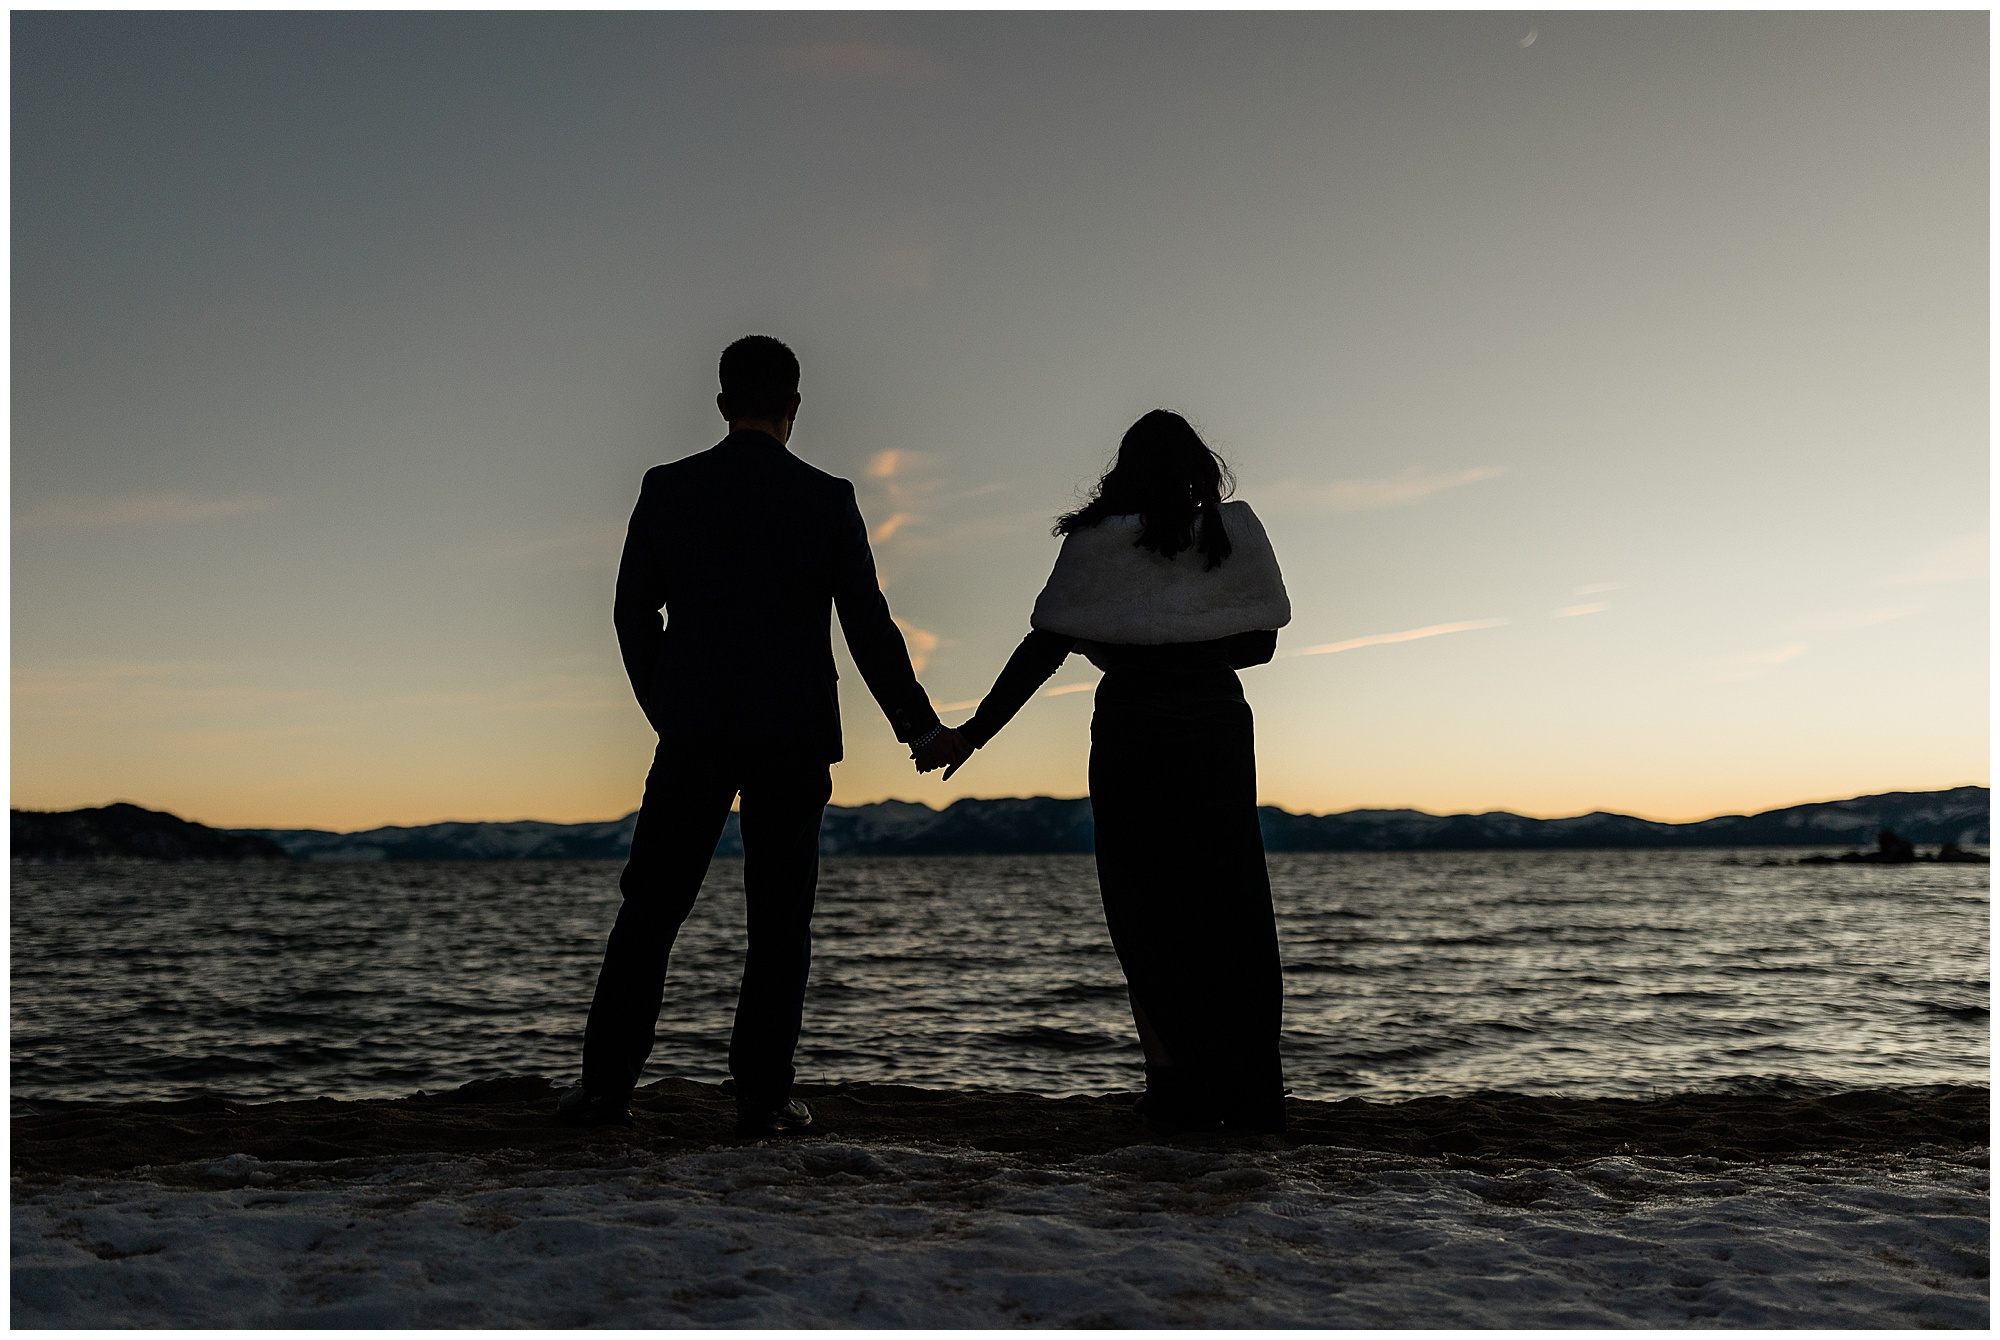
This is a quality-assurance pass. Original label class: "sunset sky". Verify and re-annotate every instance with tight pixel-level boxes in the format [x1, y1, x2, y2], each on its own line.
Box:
[12, 11, 1988, 831]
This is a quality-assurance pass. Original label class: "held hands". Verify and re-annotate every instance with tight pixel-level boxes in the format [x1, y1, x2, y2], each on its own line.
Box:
[911, 726, 972, 776]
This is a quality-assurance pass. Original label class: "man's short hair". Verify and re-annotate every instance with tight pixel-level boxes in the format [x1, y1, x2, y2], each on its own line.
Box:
[718, 335, 800, 420]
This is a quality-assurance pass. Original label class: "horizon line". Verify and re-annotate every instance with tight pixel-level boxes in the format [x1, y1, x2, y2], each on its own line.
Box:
[19, 782, 1989, 837]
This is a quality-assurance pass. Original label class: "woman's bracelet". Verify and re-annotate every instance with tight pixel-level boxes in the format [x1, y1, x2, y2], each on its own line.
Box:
[910, 723, 947, 750]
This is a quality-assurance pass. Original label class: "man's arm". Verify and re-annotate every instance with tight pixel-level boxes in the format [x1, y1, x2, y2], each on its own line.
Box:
[829, 480, 943, 744]
[612, 472, 670, 729]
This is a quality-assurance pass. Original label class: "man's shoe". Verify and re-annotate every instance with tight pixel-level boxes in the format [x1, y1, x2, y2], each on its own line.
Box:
[555, 1084, 634, 1127]
[735, 1098, 813, 1138]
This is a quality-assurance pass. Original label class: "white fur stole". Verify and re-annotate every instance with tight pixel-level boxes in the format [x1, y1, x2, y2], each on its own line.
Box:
[1029, 500, 1291, 645]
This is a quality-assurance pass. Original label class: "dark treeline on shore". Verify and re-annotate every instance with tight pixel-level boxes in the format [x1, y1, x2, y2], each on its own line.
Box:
[9, 787, 1988, 863]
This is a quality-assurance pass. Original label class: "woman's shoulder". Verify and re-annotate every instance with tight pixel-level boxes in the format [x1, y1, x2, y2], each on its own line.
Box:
[1068, 511, 1144, 532]
[1215, 499, 1275, 548]
[1056, 512, 1145, 552]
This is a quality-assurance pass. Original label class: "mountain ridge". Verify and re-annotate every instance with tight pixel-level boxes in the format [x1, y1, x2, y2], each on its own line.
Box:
[238, 785, 1982, 860]
[10, 803, 290, 864]
[13, 787, 1986, 863]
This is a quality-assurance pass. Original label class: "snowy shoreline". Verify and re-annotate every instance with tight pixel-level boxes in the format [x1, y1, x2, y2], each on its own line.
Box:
[14, 1139, 1988, 1327]
[13, 1077, 1990, 1327]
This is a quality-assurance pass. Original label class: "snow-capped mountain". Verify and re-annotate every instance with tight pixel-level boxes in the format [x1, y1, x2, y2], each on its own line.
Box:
[201, 786, 1988, 861]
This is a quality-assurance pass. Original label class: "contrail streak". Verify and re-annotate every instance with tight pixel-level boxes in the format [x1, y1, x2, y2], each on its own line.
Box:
[929, 679, 1096, 715]
[1291, 618, 1508, 657]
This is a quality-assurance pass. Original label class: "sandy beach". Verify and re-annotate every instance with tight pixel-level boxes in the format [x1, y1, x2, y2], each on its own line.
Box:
[13, 1078, 1988, 1327]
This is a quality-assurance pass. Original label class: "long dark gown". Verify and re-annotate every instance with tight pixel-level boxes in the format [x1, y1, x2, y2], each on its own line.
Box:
[960, 628, 1286, 1131]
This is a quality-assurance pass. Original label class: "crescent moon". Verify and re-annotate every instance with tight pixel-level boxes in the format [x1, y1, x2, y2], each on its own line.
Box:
[1520, 29, 1537, 47]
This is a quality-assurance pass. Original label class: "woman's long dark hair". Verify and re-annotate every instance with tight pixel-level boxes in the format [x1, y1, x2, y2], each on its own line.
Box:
[1055, 410, 1235, 569]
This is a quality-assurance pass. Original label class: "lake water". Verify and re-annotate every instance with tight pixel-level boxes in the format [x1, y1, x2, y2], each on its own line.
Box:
[10, 851, 1988, 1105]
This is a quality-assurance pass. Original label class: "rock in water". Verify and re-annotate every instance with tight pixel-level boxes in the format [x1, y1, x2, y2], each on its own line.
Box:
[1874, 828, 1917, 862]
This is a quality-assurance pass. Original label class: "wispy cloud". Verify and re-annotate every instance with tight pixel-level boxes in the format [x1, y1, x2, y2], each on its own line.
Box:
[13, 661, 314, 718]
[863, 449, 946, 547]
[1553, 602, 1608, 618]
[858, 458, 1023, 561]
[929, 676, 1096, 715]
[1291, 618, 1509, 657]
[16, 493, 277, 531]
[1705, 642, 1809, 683]
[777, 42, 944, 81]
[1275, 466, 1507, 514]
[1877, 534, 1987, 586]
[871, 512, 918, 543]
[892, 617, 940, 674]
[14, 661, 633, 722]
[866, 450, 915, 479]
[1790, 606, 1918, 634]
[372, 676, 629, 714]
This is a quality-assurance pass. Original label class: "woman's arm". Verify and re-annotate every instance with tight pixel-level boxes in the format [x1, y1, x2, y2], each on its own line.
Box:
[957, 629, 1077, 749]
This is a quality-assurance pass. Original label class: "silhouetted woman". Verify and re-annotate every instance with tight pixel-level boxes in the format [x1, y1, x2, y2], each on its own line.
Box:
[952, 410, 1292, 1131]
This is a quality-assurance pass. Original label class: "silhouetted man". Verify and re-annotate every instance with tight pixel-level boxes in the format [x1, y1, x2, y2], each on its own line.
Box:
[560, 335, 968, 1134]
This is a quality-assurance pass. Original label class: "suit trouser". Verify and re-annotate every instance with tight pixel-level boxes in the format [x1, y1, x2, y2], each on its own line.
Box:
[580, 742, 832, 1108]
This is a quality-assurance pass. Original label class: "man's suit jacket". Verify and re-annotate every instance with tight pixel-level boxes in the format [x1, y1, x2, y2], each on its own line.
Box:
[613, 430, 941, 763]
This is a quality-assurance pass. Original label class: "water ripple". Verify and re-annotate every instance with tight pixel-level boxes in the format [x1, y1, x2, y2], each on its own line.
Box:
[9, 851, 1989, 1103]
